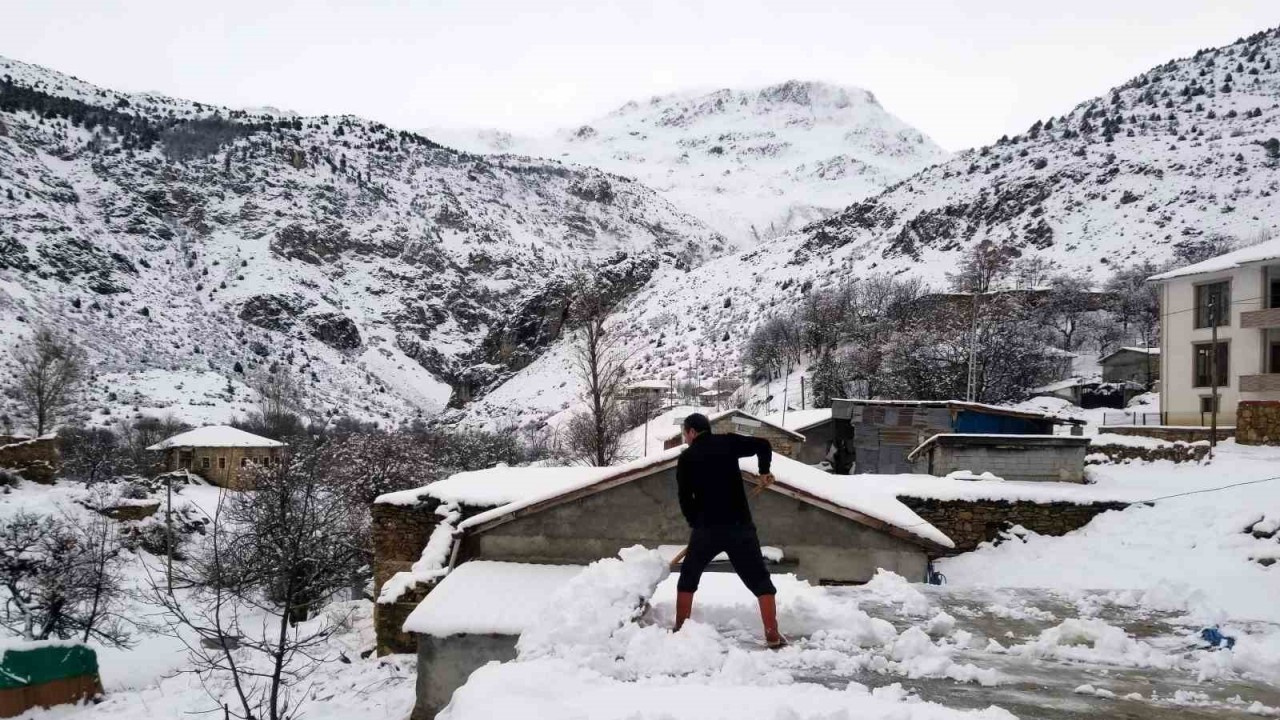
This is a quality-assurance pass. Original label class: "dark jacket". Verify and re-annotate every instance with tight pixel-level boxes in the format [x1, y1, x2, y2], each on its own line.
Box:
[676, 432, 772, 528]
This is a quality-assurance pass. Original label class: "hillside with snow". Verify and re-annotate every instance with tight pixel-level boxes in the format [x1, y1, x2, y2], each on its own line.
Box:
[430, 80, 948, 245]
[456, 27, 1280, 430]
[0, 55, 724, 429]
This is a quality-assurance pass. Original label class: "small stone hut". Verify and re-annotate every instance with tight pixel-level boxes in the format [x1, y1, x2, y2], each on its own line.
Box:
[832, 399, 1085, 475]
[147, 426, 287, 489]
[763, 409, 853, 473]
[374, 449, 952, 718]
[658, 409, 806, 458]
[1099, 347, 1160, 386]
[906, 434, 1091, 483]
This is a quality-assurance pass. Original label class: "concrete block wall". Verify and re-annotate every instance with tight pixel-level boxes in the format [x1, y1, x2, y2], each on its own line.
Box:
[933, 444, 1086, 483]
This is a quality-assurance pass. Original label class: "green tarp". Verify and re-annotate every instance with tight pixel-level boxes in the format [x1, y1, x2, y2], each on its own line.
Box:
[0, 645, 98, 689]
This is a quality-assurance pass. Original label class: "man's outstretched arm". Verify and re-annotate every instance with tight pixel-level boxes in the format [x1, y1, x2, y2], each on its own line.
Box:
[727, 434, 772, 475]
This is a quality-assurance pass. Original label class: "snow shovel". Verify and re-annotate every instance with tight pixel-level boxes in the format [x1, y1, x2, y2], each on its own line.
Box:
[668, 470, 772, 570]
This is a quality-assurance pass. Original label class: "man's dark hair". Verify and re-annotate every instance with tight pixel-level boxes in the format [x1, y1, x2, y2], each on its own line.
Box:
[682, 413, 711, 434]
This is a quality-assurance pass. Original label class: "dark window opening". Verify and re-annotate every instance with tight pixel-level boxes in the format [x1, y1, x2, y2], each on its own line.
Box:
[1200, 396, 1220, 414]
[201, 457, 210, 470]
[1270, 278, 1280, 309]
[1193, 341, 1229, 387]
[1194, 281, 1230, 329]
[218, 457, 226, 470]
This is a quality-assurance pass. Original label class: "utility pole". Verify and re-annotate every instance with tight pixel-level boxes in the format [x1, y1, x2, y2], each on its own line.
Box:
[781, 369, 789, 428]
[965, 291, 980, 402]
[800, 375, 806, 411]
[1208, 296, 1219, 459]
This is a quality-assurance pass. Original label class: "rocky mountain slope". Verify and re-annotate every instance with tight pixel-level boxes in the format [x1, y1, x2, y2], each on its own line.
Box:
[0, 55, 723, 428]
[456, 26, 1280, 430]
[430, 81, 947, 245]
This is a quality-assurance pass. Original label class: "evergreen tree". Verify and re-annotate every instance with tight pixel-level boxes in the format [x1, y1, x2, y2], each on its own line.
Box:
[808, 353, 846, 409]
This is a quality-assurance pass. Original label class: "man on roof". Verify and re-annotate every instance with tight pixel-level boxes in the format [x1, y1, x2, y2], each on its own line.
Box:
[674, 412, 785, 648]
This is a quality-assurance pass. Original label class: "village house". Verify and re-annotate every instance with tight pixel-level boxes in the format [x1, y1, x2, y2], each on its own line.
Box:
[1100, 347, 1160, 386]
[1148, 239, 1280, 430]
[147, 426, 287, 488]
[831, 399, 1085, 475]
[372, 451, 952, 718]
[656, 408, 805, 457]
[621, 379, 673, 406]
[763, 408, 854, 473]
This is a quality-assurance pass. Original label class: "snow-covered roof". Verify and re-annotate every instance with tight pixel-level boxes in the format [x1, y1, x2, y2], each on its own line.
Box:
[375, 465, 614, 508]
[401, 561, 584, 637]
[906, 433, 1089, 462]
[457, 447, 952, 550]
[1099, 347, 1160, 363]
[459, 448, 685, 531]
[832, 398, 1086, 425]
[651, 408, 807, 442]
[625, 379, 671, 391]
[761, 408, 833, 432]
[1031, 377, 1086, 394]
[1148, 238, 1280, 281]
[146, 425, 286, 451]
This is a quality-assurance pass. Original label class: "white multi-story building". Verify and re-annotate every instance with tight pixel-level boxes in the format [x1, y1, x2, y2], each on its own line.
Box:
[1149, 239, 1280, 426]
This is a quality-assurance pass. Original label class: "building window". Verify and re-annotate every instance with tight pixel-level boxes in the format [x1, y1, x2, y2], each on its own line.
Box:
[1200, 396, 1220, 414]
[240, 457, 248, 468]
[201, 457, 210, 470]
[218, 457, 226, 470]
[1271, 341, 1280, 374]
[1193, 341, 1229, 387]
[1194, 281, 1230, 329]
[1270, 278, 1280, 310]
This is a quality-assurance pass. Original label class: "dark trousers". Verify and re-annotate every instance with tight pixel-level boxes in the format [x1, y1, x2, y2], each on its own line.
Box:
[676, 524, 777, 597]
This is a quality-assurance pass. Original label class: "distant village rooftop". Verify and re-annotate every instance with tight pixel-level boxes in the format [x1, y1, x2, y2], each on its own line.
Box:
[146, 425, 286, 451]
[1148, 237, 1280, 280]
[651, 408, 806, 443]
[831, 398, 1086, 426]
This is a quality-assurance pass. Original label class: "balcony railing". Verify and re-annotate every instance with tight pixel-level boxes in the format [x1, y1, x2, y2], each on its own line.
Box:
[1240, 307, 1280, 329]
[1239, 374, 1280, 392]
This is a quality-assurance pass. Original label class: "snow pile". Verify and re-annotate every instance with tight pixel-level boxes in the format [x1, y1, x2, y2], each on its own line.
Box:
[517, 545, 670, 665]
[1008, 618, 1179, 669]
[862, 569, 933, 616]
[1090, 433, 1206, 449]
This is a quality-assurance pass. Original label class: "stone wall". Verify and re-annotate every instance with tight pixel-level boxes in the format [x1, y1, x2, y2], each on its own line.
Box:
[1087, 443, 1208, 464]
[897, 496, 1128, 555]
[0, 435, 59, 484]
[1237, 401, 1280, 446]
[1099, 425, 1235, 443]
[372, 501, 442, 655]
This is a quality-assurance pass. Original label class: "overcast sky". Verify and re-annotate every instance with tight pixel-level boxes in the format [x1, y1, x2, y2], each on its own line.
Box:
[3, 1, 1277, 151]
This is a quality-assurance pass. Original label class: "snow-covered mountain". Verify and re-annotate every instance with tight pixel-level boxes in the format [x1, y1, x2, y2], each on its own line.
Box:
[455, 26, 1280, 430]
[0, 55, 724, 428]
[430, 81, 948, 245]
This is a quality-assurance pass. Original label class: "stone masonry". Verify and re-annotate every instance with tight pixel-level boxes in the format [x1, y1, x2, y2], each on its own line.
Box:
[1236, 401, 1280, 446]
[372, 501, 441, 655]
[0, 435, 59, 484]
[1100, 425, 1235, 443]
[898, 496, 1128, 555]
[1087, 442, 1208, 464]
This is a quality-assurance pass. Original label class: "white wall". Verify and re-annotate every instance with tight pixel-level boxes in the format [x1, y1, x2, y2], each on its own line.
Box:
[1160, 266, 1264, 426]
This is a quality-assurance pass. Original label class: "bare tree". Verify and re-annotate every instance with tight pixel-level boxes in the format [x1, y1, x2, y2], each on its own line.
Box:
[0, 508, 130, 646]
[1038, 275, 1095, 351]
[59, 426, 123, 484]
[567, 273, 628, 466]
[147, 442, 366, 720]
[10, 326, 86, 436]
[947, 240, 1018, 294]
